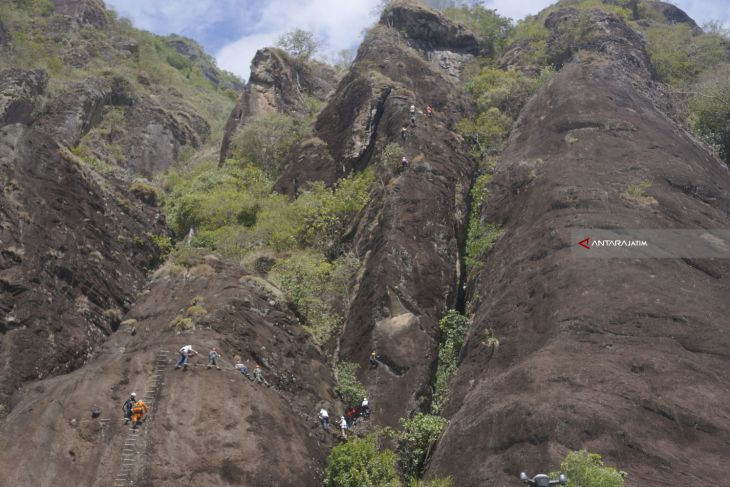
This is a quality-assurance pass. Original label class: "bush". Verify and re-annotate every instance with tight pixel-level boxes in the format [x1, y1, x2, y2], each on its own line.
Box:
[689, 63, 730, 164]
[396, 413, 448, 479]
[271, 252, 345, 343]
[551, 450, 627, 487]
[336, 362, 368, 409]
[432, 310, 469, 413]
[325, 433, 400, 487]
[456, 108, 513, 158]
[645, 23, 726, 86]
[442, 5, 512, 54]
[229, 112, 302, 178]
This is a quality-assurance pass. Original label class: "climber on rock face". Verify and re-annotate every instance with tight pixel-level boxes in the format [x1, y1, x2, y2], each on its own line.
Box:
[361, 397, 370, 416]
[234, 355, 250, 378]
[339, 416, 348, 439]
[426, 104, 433, 118]
[369, 351, 379, 369]
[253, 364, 269, 386]
[401, 156, 409, 171]
[131, 399, 149, 431]
[401, 126, 408, 141]
[122, 392, 136, 424]
[175, 345, 197, 370]
[318, 408, 329, 432]
[208, 347, 221, 370]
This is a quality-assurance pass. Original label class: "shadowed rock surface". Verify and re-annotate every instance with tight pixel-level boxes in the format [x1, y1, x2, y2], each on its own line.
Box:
[426, 8, 730, 487]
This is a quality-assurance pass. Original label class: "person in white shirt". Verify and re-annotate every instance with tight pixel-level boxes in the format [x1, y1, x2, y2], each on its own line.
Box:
[175, 345, 197, 369]
[339, 416, 348, 439]
[318, 408, 329, 432]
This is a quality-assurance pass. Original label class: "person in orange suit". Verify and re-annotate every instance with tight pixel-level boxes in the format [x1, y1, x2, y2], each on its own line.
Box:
[131, 400, 149, 431]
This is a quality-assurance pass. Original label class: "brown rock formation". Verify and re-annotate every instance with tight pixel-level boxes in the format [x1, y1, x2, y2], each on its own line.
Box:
[274, 0, 485, 427]
[427, 8, 730, 487]
[219, 48, 337, 165]
[0, 257, 338, 486]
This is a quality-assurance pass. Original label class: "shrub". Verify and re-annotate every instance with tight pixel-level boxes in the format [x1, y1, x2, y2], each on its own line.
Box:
[432, 310, 469, 413]
[325, 433, 400, 487]
[396, 413, 448, 479]
[442, 5, 512, 54]
[645, 24, 726, 86]
[185, 304, 207, 317]
[336, 362, 368, 409]
[456, 108, 512, 158]
[689, 63, 730, 164]
[149, 234, 173, 258]
[229, 112, 302, 178]
[551, 450, 627, 487]
[625, 179, 651, 198]
[172, 315, 194, 331]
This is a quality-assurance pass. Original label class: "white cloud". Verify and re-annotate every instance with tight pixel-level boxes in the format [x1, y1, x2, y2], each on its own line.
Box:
[215, 0, 381, 79]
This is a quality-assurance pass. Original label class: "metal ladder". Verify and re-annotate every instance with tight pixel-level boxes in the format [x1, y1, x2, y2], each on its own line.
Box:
[113, 349, 169, 486]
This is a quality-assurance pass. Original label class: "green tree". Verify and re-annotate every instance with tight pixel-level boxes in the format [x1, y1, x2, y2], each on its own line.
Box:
[396, 413, 448, 479]
[689, 63, 730, 164]
[336, 362, 368, 409]
[443, 5, 512, 53]
[229, 112, 301, 178]
[552, 450, 627, 487]
[325, 433, 400, 487]
[277, 29, 320, 59]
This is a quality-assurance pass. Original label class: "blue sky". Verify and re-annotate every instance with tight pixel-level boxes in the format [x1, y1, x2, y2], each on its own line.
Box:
[104, 0, 730, 81]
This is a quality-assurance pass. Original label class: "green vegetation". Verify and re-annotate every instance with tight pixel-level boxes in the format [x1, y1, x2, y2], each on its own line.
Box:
[432, 310, 470, 413]
[689, 64, 730, 162]
[552, 450, 627, 487]
[228, 112, 309, 178]
[442, 5, 512, 53]
[396, 413, 448, 479]
[336, 362, 368, 409]
[271, 253, 358, 343]
[464, 173, 503, 273]
[277, 29, 320, 59]
[149, 234, 174, 258]
[625, 179, 651, 198]
[0, 1, 238, 136]
[171, 314, 194, 331]
[645, 23, 726, 87]
[325, 433, 400, 487]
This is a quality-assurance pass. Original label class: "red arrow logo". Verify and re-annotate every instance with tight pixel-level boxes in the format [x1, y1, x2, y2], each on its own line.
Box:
[578, 237, 591, 249]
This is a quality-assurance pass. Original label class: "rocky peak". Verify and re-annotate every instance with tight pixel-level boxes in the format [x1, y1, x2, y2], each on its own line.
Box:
[164, 35, 245, 92]
[647, 0, 698, 29]
[545, 7, 652, 75]
[218, 47, 337, 164]
[380, 0, 485, 55]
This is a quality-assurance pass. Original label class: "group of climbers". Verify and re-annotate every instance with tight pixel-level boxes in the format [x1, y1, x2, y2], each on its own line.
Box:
[318, 397, 370, 440]
[398, 102, 434, 172]
[122, 392, 149, 432]
[174, 344, 270, 385]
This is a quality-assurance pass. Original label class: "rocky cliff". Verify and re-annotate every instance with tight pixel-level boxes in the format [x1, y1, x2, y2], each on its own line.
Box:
[427, 7, 730, 487]
[219, 48, 338, 165]
[1, 0, 729, 486]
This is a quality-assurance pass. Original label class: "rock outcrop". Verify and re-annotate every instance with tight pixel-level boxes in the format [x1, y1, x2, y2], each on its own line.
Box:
[0, 256, 338, 486]
[219, 48, 337, 165]
[164, 35, 245, 92]
[427, 8, 730, 487]
[0, 69, 48, 125]
[274, 0, 484, 426]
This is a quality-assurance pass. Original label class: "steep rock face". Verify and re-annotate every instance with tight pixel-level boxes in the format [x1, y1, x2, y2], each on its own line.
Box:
[218, 48, 337, 164]
[34, 75, 210, 176]
[0, 19, 10, 45]
[0, 69, 166, 405]
[277, 0, 482, 427]
[427, 8, 730, 487]
[0, 257, 338, 486]
[0, 69, 48, 125]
